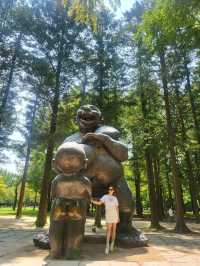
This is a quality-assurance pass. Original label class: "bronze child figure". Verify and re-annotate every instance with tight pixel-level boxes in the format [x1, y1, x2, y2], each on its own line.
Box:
[49, 142, 91, 259]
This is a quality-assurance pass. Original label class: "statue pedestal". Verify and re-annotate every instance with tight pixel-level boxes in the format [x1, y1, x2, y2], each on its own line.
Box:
[33, 230, 148, 250]
[84, 233, 148, 248]
[33, 232, 50, 249]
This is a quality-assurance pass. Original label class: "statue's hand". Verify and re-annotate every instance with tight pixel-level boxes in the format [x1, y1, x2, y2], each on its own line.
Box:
[82, 133, 109, 144]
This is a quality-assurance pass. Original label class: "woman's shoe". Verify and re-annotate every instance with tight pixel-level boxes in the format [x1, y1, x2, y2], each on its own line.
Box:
[105, 245, 109, 255]
[110, 241, 115, 252]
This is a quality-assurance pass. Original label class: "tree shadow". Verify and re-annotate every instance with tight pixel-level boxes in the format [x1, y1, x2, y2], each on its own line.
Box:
[146, 231, 200, 255]
[80, 243, 149, 261]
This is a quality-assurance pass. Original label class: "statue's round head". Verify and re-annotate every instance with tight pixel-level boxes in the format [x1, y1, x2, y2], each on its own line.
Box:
[53, 142, 87, 175]
[76, 105, 103, 132]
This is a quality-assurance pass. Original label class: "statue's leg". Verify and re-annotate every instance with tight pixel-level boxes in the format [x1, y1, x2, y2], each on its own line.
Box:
[115, 178, 148, 247]
[63, 200, 87, 259]
[49, 219, 64, 258]
[115, 178, 134, 229]
[63, 219, 84, 259]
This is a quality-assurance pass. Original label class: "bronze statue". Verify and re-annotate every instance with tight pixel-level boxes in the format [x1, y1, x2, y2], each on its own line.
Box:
[49, 105, 147, 259]
[49, 143, 91, 259]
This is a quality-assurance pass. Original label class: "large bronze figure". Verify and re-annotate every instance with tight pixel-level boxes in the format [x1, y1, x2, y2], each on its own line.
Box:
[49, 105, 147, 258]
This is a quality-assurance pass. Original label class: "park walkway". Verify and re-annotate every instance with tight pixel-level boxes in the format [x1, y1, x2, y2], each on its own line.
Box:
[0, 216, 200, 266]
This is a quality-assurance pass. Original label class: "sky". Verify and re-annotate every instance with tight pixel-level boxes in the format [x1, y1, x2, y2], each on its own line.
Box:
[0, 0, 136, 174]
[114, 0, 135, 17]
[105, 0, 135, 17]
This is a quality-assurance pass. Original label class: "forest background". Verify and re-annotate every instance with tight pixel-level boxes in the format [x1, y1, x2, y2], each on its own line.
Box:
[0, 0, 200, 233]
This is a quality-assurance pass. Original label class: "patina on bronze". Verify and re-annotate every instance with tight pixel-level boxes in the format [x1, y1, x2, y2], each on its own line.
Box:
[34, 105, 147, 258]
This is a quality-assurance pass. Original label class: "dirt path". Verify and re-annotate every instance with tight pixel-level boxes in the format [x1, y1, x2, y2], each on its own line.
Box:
[0, 216, 200, 266]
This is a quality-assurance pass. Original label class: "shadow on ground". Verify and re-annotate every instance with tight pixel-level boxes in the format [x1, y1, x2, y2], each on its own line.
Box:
[1, 215, 200, 265]
[146, 231, 200, 254]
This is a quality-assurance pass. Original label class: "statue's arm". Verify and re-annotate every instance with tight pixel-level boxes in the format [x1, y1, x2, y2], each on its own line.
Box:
[104, 135, 128, 161]
[82, 133, 128, 162]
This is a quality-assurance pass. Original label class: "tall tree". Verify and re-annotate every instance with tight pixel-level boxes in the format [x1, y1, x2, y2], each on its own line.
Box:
[19, 0, 85, 227]
[139, 0, 191, 233]
[0, 32, 22, 126]
[16, 94, 38, 218]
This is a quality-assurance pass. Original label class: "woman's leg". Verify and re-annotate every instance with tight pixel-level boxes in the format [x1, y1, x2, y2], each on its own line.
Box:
[105, 223, 112, 254]
[110, 223, 117, 251]
[111, 223, 117, 241]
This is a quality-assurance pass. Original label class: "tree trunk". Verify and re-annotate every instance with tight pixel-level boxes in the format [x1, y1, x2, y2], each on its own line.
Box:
[145, 150, 160, 229]
[165, 160, 174, 210]
[13, 182, 19, 211]
[184, 57, 200, 145]
[0, 0, 16, 40]
[133, 158, 143, 216]
[81, 66, 87, 104]
[94, 34, 104, 108]
[16, 96, 38, 219]
[94, 205, 102, 228]
[174, 85, 200, 222]
[159, 49, 190, 233]
[139, 88, 160, 227]
[184, 56, 200, 207]
[47, 179, 53, 212]
[33, 191, 37, 210]
[136, 41, 160, 228]
[194, 153, 200, 204]
[0, 32, 22, 126]
[36, 42, 63, 227]
[153, 157, 165, 220]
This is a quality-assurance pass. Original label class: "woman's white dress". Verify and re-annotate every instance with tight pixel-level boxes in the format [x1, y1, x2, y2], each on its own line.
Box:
[100, 195, 119, 223]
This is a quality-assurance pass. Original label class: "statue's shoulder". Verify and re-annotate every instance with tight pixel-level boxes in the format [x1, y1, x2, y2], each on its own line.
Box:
[64, 132, 81, 143]
[95, 125, 120, 140]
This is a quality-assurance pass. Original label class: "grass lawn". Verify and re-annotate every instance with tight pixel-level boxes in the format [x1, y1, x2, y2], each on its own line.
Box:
[0, 207, 195, 221]
[0, 207, 38, 216]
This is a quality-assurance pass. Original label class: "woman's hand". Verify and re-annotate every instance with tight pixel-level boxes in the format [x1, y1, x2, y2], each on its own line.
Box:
[91, 198, 95, 204]
[91, 197, 102, 205]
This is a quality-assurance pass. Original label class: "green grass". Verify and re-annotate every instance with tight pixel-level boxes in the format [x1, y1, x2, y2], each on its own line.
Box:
[0, 207, 38, 216]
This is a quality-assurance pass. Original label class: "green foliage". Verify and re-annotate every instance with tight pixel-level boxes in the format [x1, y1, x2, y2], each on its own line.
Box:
[28, 150, 45, 193]
[0, 0, 200, 221]
[64, 0, 121, 30]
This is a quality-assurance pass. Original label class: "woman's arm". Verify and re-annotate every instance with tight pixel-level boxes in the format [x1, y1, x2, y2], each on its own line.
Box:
[91, 198, 104, 205]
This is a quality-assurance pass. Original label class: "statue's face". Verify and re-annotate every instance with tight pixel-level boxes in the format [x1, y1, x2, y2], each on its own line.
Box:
[57, 154, 85, 175]
[54, 143, 87, 175]
[76, 105, 102, 131]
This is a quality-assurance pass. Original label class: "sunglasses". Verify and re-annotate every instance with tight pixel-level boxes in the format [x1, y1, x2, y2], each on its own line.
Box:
[108, 188, 114, 191]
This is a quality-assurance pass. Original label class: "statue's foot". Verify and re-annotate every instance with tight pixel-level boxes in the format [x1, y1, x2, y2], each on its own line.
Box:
[50, 250, 62, 259]
[116, 224, 148, 248]
[64, 248, 81, 260]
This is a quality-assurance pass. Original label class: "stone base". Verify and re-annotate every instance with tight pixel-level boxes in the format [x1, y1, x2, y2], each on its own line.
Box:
[33, 231, 148, 250]
[85, 233, 148, 248]
[33, 232, 50, 249]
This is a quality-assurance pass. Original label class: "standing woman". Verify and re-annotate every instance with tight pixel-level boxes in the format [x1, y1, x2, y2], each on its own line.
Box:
[91, 186, 119, 254]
